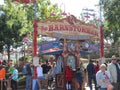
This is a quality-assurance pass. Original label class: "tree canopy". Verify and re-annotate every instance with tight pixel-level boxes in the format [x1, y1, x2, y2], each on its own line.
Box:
[0, 0, 61, 59]
[102, 0, 120, 45]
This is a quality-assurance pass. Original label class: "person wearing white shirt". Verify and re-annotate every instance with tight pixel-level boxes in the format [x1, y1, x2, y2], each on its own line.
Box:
[37, 64, 44, 90]
[96, 64, 113, 90]
[107, 55, 120, 90]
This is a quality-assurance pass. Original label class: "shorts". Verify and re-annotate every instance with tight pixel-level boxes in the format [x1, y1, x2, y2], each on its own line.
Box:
[44, 74, 48, 79]
[100, 88, 107, 90]
[38, 76, 44, 81]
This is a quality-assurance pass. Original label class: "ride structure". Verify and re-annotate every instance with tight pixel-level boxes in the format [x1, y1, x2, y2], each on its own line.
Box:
[38, 15, 100, 89]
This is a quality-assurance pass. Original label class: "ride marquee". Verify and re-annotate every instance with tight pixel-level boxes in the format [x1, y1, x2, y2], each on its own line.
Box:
[37, 15, 100, 40]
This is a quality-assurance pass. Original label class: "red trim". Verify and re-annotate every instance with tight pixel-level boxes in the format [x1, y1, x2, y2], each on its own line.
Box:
[33, 19, 37, 56]
[100, 26, 104, 57]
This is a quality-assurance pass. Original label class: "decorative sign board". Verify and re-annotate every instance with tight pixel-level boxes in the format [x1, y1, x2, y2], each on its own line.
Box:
[67, 42, 76, 52]
[39, 41, 62, 54]
[53, 33, 90, 40]
[33, 56, 39, 66]
[82, 42, 100, 53]
[37, 15, 100, 39]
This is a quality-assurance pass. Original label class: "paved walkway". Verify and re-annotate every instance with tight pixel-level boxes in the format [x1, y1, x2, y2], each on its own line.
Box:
[85, 86, 95, 90]
[19, 83, 96, 90]
[85, 84, 96, 90]
[19, 87, 95, 90]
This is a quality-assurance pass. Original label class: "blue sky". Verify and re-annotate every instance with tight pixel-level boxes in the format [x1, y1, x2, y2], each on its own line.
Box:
[0, 0, 99, 17]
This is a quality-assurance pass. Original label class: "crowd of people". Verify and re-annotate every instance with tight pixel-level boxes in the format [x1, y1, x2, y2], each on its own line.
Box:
[0, 55, 120, 90]
[24, 60, 57, 90]
[0, 59, 57, 90]
[64, 55, 120, 90]
[86, 55, 120, 90]
[0, 60, 18, 90]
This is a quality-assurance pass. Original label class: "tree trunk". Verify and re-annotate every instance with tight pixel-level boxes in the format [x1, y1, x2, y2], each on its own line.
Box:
[7, 45, 10, 61]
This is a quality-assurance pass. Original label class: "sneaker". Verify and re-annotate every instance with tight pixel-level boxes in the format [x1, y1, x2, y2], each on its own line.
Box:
[48, 86, 51, 89]
[68, 84, 71, 89]
[51, 87, 55, 90]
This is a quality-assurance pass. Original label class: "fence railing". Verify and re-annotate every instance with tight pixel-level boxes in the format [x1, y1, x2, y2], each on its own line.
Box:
[0, 79, 11, 90]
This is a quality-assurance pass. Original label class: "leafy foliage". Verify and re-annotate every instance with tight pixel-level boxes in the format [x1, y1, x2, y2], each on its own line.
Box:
[0, 0, 61, 59]
[102, 0, 120, 45]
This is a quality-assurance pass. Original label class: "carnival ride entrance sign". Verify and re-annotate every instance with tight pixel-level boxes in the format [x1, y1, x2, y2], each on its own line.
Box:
[53, 33, 90, 40]
[37, 15, 100, 39]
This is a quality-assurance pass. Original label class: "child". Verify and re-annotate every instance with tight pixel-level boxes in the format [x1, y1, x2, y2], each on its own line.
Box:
[65, 64, 73, 90]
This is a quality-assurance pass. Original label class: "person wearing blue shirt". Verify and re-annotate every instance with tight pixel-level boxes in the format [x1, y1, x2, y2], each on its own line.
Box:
[87, 60, 98, 90]
[25, 62, 32, 90]
[11, 65, 18, 90]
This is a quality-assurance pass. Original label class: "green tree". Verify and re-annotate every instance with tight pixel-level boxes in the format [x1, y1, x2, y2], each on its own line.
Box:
[0, 0, 62, 60]
[101, 0, 120, 45]
[0, 2, 26, 59]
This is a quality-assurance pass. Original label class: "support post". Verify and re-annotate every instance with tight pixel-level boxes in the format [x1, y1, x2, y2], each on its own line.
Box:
[99, 1, 104, 57]
[32, 0, 39, 90]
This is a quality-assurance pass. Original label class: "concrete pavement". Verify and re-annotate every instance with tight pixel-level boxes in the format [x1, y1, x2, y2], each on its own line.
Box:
[19, 83, 96, 90]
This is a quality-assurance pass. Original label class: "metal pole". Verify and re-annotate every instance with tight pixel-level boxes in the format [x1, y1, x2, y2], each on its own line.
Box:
[99, 0, 104, 57]
[33, 0, 37, 56]
[33, 0, 37, 78]
[32, 0, 38, 90]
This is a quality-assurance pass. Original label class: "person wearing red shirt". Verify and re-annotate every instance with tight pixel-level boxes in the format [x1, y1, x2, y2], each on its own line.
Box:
[65, 64, 73, 90]
[0, 60, 2, 65]
[94, 61, 100, 74]
[0, 65, 6, 89]
[0, 65, 6, 80]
